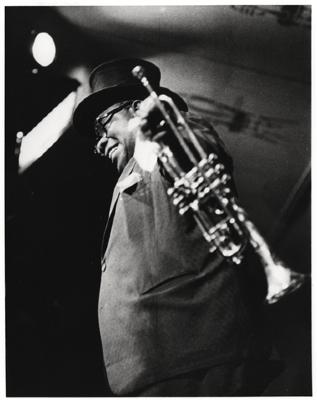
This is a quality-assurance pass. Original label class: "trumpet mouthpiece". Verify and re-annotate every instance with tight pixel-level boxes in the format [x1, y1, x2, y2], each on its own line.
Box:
[132, 65, 145, 80]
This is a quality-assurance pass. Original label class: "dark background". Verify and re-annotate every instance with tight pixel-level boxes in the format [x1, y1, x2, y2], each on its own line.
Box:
[5, 6, 311, 396]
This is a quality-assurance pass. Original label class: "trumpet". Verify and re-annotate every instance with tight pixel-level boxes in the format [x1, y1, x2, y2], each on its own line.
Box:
[132, 65, 306, 304]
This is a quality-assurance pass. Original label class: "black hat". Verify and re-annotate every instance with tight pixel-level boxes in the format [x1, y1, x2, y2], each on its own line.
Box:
[73, 58, 188, 136]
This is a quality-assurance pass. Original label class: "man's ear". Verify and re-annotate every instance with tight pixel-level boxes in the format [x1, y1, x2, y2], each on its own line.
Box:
[131, 100, 141, 114]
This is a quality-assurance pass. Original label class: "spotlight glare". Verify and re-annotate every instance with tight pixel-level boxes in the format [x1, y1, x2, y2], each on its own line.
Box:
[32, 32, 56, 67]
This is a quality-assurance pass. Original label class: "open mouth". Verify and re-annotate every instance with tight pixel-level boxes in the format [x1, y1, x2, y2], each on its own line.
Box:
[107, 145, 119, 161]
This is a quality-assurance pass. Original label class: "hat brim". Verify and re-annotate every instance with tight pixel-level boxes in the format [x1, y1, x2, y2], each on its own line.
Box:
[73, 85, 188, 136]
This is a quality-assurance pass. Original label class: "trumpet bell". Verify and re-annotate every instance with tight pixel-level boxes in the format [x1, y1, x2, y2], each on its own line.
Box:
[265, 264, 307, 304]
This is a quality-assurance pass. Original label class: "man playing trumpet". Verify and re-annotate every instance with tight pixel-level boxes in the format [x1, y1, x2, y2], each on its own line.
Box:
[73, 58, 295, 396]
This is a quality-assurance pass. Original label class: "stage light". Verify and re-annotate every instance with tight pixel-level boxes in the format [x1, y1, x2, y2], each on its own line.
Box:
[18, 91, 77, 172]
[32, 32, 56, 67]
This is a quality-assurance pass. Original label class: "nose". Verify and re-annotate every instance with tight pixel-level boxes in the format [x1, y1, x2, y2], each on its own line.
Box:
[95, 135, 108, 156]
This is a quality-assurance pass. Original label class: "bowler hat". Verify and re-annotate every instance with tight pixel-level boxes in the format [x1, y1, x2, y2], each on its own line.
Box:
[73, 58, 188, 136]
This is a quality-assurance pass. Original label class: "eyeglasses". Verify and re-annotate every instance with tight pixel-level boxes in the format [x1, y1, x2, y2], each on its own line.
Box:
[94, 101, 135, 139]
[94, 100, 140, 156]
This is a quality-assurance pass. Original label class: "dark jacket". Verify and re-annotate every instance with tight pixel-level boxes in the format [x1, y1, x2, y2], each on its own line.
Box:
[98, 116, 271, 395]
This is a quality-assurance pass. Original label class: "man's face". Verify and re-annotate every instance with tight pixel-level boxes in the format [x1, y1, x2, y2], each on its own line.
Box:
[95, 102, 137, 173]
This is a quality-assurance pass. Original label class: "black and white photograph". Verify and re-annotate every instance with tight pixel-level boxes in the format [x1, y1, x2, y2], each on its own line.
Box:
[5, 4, 311, 396]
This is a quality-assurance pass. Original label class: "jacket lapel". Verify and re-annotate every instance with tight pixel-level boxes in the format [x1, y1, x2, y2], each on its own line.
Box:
[100, 158, 137, 264]
[108, 158, 137, 218]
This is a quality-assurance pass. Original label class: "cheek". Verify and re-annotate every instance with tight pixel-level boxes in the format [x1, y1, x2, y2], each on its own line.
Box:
[112, 121, 129, 142]
[109, 115, 135, 155]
